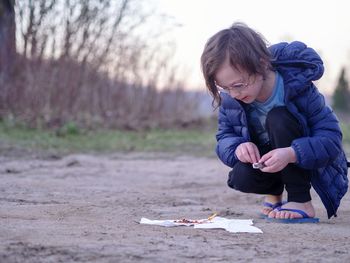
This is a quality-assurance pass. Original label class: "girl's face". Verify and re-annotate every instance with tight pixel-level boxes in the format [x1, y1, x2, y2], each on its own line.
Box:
[214, 59, 264, 103]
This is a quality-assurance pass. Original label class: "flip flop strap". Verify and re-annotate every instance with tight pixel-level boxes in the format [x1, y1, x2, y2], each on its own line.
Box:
[263, 201, 287, 209]
[276, 207, 309, 218]
[263, 201, 282, 209]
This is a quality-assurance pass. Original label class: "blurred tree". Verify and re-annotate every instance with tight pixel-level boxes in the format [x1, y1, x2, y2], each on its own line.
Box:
[0, 0, 16, 74]
[333, 67, 350, 112]
[14, 0, 178, 86]
[1, 0, 194, 130]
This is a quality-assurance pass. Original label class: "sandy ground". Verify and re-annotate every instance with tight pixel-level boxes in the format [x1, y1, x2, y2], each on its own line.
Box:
[1, 152, 350, 263]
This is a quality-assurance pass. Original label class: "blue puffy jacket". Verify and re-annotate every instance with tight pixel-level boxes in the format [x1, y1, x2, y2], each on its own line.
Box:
[216, 41, 348, 218]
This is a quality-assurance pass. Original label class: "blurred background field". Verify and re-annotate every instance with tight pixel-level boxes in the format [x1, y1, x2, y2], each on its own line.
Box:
[0, 117, 349, 158]
[0, 118, 217, 157]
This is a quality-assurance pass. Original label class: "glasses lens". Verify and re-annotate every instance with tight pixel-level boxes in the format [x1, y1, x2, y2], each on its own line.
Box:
[232, 83, 246, 89]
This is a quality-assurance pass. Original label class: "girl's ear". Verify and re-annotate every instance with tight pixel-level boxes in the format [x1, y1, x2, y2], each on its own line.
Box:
[260, 58, 269, 70]
[260, 58, 272, 76]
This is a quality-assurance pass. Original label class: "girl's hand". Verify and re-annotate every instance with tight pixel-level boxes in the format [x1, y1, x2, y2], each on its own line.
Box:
[235, 142, 260, 164]
[259, 147, 297, 173]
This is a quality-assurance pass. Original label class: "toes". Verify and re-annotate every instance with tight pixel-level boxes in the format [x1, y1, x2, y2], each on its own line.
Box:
[267, 204, 312, 220]
[267, 210, 276, 218]
[284, 212, 291, 219]
[275, 211, 283, 219]
[263, 207, 272, 215]
[279, 211, 287, 219]
[274, 211, 293, 219]
[280, 211, 299, 219]
[289, 212, 299, 219]
[267, 209, 301, 219]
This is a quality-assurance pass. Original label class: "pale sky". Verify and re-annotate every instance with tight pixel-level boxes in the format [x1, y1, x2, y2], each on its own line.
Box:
[155, 0, 350, 94]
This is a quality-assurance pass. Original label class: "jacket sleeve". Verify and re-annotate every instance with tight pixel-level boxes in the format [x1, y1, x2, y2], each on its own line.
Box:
[216, 105, 247, 168]
[291, 85, 343, 169]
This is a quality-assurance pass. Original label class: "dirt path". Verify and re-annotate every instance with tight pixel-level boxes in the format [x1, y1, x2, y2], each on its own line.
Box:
[1, 153, 350, 262]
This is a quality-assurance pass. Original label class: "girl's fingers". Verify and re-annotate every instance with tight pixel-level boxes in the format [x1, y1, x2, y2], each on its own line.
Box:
[247, 146, 257, 163]
[238, 148, 245, 161]
[259, 152, 271, 163]
[236, 147, 247, 162]
[264, 157, 274, 167]
[254, 147, 261, 162]
[236, 142, 261, 163]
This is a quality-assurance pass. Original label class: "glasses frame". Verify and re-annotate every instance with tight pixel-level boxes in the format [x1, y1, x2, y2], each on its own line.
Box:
[215, 74, 257, 93]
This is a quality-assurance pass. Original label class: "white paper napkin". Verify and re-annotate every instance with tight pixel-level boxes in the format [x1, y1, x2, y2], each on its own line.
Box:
[140, 216, 262, 233]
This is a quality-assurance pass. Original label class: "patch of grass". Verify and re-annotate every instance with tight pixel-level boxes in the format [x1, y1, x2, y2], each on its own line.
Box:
[340, 123, 350, 144]
[340, 123, 350, 157]
[0, 121, 217, 157]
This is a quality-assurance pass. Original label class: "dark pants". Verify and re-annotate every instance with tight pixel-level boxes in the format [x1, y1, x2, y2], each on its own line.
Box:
[227, 106, 312, 203]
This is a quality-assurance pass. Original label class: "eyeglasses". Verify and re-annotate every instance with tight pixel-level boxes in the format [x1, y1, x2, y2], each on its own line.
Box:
[216, 75, 256, 93]
[216, 82, 249, 93]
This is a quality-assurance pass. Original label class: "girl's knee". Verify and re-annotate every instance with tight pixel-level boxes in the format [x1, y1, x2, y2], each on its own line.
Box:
[227, 163, 254, 192]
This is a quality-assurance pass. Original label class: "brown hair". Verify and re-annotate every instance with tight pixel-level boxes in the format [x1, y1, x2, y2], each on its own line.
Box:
[200, 22, 271, 107]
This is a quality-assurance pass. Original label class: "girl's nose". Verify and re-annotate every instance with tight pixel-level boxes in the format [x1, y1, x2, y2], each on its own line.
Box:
[229, 89, 241, 98]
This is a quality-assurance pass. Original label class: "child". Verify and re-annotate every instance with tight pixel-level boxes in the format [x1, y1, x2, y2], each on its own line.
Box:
[200, 22, 349, 223]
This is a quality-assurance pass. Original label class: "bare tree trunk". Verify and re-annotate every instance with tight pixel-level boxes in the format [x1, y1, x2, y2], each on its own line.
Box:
[0, 0, 16, 77]
[0, 0, 16, 74]
[0, 0, 16, 116]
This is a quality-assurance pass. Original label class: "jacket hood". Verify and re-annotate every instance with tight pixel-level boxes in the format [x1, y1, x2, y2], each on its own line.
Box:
[269, 41, 324, 98]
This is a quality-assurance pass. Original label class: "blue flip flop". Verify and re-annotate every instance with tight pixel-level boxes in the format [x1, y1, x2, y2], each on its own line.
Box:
[257, 201, 285, 219]
[266, 207, 319, 223]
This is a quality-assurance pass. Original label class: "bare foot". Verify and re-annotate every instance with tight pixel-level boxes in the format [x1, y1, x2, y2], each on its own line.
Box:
[261, 194, 283, 216]
[268, 201, 315, 219]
